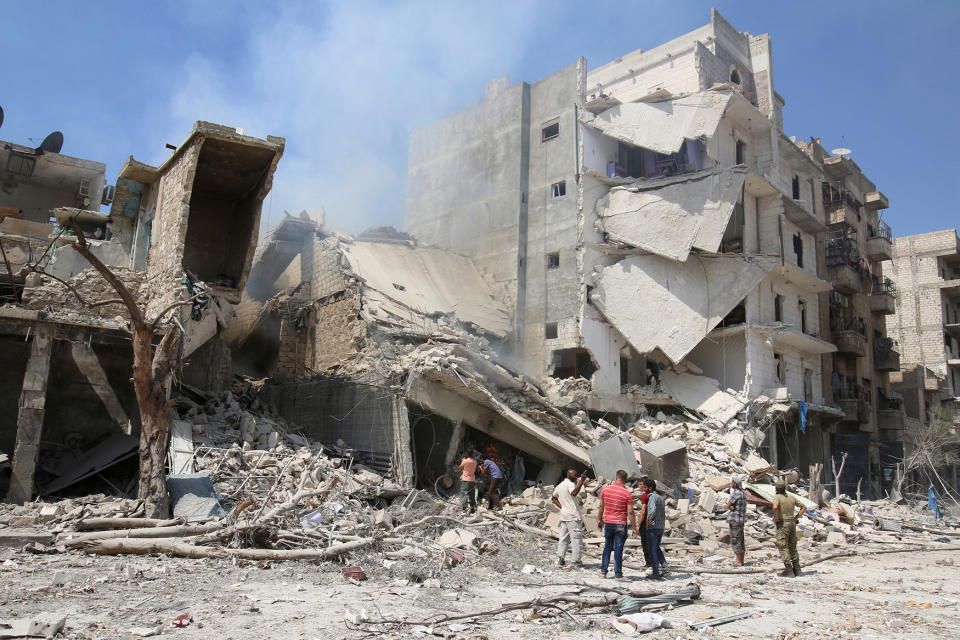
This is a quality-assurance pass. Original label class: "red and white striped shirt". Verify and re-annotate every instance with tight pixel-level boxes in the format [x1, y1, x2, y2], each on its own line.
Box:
[600, 483, 634, 524]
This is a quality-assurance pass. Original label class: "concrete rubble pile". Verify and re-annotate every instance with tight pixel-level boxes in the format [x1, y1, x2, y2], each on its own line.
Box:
[18, 267, 147, 328]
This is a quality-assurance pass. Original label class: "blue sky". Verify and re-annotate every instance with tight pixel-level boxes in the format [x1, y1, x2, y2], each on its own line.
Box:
[4, 1, 958, 238]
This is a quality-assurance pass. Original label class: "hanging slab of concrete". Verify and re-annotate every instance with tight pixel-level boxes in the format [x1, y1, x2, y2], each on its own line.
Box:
[595, 167, 747, 262]
[589, 91, 732, 156]
[660, 370, 747, 425]
[341, 241, 510, 338]
[591, 253, 778, 364]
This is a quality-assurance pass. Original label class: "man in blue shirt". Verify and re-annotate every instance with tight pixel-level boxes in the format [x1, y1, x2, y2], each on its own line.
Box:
[478, 455, 504, 510]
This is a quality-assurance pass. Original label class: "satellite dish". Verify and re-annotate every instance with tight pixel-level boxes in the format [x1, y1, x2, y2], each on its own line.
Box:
[832, 147, 851, 157]
[37, 131, 64, 155]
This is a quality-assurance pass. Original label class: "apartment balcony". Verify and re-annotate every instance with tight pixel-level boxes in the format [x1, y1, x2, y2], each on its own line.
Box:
[837, 398, 860, 422]
[781, 194, 825, 233]
[870, 275, 897, 314]
[824, 156, 855, 179]
[925, 374, 943, 391]
[865, 219, 893, 261]
[877, 408, 905, 431]
[827, 263, 866, 294]
[826, 204, 858, 231]
[864, 191, 889, 210]
[874, 343, 900, 372]
[834, 331, 867, 357]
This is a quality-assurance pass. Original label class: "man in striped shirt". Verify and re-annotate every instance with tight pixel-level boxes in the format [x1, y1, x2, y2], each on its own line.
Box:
[596, 470, 635, 580]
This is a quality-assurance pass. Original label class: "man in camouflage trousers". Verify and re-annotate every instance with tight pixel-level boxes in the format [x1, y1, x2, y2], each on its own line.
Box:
[772, 480, 804, 577]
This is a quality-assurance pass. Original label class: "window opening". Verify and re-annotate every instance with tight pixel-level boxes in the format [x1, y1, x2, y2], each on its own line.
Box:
[546, 252, 560, 270]
[775, 353, 784, 384]
[799, 300, 807, 334]
[774, 294, 784, 322]
[541, 122, 560, 142]
[735, 140, 746, 165]
[551, 181, 566, 198]
[730, 68, 741, 85]
[545, 322, 558, 339]
[793, 232, 803, 268]
[792, 175, 800, 200]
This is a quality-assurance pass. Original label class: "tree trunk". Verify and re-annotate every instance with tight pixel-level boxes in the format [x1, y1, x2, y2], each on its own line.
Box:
[132, 324, 179, 519]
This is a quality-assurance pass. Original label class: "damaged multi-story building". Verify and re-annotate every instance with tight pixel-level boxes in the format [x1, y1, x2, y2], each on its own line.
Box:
[0, 121, 284, 502]
[403, 9, 900, 495]
[884, 229, 960, 491]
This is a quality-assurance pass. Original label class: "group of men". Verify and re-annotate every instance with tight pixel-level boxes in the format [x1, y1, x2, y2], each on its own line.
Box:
[456, 450, 806, 579]
[551, 469, 669, 580]
[550, 469, 806, 580]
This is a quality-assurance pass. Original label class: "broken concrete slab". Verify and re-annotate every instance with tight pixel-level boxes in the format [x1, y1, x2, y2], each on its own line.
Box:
[588, 90, 732, 157]
[595, 166, 747, 261]
[698, 488, 718, 514]
[659, 370, 746, 425]
[166, 473, 226, 521]
[0, 529, 55, 548]
[590, 253, 779, 364]
[589, 433, 643, 481]
[705, 476, 730, 492]
[436, 528, 478, 548]
[0, 616, 66, 639]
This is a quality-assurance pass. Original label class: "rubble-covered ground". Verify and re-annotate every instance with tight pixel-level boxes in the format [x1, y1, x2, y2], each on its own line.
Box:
[2, 384, 958, 639]
[1, 505, 959, 640]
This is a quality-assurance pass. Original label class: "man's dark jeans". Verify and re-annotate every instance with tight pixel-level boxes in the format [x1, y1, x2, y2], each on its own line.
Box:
[600, 523, 628, 577]
[646, 527, 666, 576]
[639, 521, 651, 566]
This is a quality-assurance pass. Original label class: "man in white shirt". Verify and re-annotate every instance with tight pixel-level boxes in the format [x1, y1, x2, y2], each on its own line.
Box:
[552, 469, 588, 568]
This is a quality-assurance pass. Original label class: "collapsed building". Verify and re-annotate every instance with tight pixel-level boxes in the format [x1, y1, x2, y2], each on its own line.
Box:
[0, 121, 284, 503]
[228, 217, 592, 489]
[404, 9, 904, 496]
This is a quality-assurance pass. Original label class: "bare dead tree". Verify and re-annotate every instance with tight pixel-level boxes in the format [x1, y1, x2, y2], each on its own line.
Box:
[900, 409, 960, 508]
[26, 220, 199, 518]
[831, 451, 848, 500]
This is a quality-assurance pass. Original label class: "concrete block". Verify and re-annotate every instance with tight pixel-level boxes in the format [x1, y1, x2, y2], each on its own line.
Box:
[0, 529, 54, 548]
[723, 431, 744, 454]
[698, 488, 717, 514]
[638, 438, 689, 491]
[705, 476, 730, 491]
[437, 528, 477, 548]
[677, 498, 690, 514]
[545, 512, 561, 532]
[589, 433, 643, 481]
[826, 531, 845, 545]
[372, 509, 393, 528]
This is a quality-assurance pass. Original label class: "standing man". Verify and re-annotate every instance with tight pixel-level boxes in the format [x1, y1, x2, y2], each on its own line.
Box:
[478, 454, 504, 510]
[458, 450, 478, 514]
[644, 479, 668, 579]
[772, 480, 803, 577]
[597, 470, 635, 580]
[552, 469, 587, 568]
[635, 477, 652, 568]
[726, 476, 746, 566]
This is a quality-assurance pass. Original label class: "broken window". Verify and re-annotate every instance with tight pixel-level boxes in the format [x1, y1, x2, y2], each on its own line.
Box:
[774, 352, 784, 384]
[774, 294, 784, 322]
[546, 252, 560, 270]
[545, 322, 558, 340]
[392, 282, 406, 291]
[799, 299, 808, 334]
[792, 175, 800, 200]
[793, 232, 803, 268]
[551, 348, 597, 379]
[551, 181, 566, 198]
[735, 140, 746, 165]
[541, 121, 560, 142]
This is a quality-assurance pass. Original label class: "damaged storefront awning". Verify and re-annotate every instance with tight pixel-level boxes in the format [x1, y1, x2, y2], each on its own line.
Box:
[589, 91, 732, 157]
[595, 167, 747, 261]
[590, 253, 779, 364]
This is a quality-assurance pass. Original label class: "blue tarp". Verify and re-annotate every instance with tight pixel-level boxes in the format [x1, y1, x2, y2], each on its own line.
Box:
[928, 484, 942, 519]
[796, 400, 808, 434]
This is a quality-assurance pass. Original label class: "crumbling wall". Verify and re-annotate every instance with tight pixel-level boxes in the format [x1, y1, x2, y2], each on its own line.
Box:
[310, 290, 363, 373]
[259, 378, 398, 459]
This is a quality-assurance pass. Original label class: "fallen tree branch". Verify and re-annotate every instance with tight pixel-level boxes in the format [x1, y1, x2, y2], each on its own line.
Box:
[74, 517, 185, 531]
[62, 521, 222, 546]
[75, 535, 383, 560]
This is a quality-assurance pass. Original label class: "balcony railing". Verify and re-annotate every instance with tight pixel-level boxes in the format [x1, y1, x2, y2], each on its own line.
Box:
[831, 316, 867, 338]
[867, 219, 892, 241]
[872, 276, 897, 297]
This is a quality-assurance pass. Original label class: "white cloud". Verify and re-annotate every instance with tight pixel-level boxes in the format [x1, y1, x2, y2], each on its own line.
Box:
[163, 2, 543, 234]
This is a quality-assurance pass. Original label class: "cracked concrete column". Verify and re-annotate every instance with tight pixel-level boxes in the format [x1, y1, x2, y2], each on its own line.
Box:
[6, 326, 54, 504]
